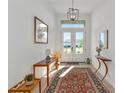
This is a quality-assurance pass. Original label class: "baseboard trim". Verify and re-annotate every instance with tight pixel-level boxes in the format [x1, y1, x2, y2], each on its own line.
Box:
[61, 61, 85, 63]
[60, 62, 86, 65]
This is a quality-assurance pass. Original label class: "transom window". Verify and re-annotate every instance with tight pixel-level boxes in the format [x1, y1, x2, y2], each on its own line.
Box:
[61, 20, 85, 28]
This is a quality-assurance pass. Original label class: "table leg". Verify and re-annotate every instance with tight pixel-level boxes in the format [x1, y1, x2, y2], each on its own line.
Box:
[33, 65, 36, 79]
[101, 60, 108, 81]
[39, 80, 41, 93]
[95, 59, 101, 73]
[47, 65, 49, 86]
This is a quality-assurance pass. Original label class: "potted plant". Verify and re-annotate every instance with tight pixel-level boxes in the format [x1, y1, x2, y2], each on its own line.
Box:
[24, 74, 34, 86]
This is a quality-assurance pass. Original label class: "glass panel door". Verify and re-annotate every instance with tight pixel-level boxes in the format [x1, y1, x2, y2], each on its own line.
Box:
[62, 32, 72, 62]
[75, 32, 84, 54]
[63, 32, 71, 54]
[62, 31, 84, 62]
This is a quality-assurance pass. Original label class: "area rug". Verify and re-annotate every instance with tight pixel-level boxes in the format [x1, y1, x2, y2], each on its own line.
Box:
[45, 67, 110, 93]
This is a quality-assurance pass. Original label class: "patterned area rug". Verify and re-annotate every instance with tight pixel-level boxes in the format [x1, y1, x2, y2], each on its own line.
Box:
[45, 67, 110, 93]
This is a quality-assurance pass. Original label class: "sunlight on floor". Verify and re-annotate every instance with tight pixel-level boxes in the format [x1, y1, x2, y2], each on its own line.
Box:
[49, 70, 57, 77]
[49, 66, 66, 77]
[59, 66, 74, 77]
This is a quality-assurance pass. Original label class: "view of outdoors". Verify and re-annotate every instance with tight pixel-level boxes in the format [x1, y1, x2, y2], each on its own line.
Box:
[62, 24, 84, 28]
[76, 32, 83, 54]
[64, 32, 71, 54]
[63, 32, 84, 54]
[99, 32, 104, 48]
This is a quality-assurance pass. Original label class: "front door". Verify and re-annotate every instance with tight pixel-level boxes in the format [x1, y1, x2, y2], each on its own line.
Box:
[62, 29, 85, 62]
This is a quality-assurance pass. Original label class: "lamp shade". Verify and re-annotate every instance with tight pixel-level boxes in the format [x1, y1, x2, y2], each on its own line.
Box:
[45, 49, 51, 56]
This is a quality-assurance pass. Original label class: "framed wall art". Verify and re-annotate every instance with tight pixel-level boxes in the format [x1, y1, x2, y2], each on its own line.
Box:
[34, 16, 48, 44]
[99, 29, 108, 49]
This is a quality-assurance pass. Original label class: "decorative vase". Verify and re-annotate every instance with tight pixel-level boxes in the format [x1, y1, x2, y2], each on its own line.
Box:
[86, 58, 91, 64]
[25, 80, 33, 86]
[98, 52, 100, 56]
[55, 63, 59, 70]
[46, 56, 51, 60]
[24, 74, 34, 86]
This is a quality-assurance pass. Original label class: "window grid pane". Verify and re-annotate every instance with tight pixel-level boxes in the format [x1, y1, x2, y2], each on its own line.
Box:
[63, 32, 71, 54]
[76, 32, 84, 54]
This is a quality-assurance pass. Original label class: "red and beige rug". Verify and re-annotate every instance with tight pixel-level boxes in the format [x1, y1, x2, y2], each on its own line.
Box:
[45, 67, 110, 93]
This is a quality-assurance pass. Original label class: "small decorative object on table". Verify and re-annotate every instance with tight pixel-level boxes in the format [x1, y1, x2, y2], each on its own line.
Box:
[24, 74, 34, 86]
[53, 51, 61, 70]
[45, 49, 51, 61]
[96, 46, 102, 56]
[86, 58, 91, 64]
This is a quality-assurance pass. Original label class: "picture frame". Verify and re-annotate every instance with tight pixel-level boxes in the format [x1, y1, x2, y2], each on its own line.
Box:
[34, 16, 48, 44]
[99, 30, 108, 49]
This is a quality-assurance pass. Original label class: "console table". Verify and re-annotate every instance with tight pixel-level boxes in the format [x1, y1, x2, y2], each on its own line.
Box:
[95, 55, 112, 81]
[33, 58, 56, 93]
[8, 79, 41, 93]
[33, 58, 56, 86]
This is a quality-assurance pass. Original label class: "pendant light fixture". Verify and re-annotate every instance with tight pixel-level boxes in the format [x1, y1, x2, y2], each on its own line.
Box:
[67, 0, 79, 21]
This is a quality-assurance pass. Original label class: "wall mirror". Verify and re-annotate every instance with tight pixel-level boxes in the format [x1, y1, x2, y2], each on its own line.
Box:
[34, 16, 48, 43]
[99, 30, 108, 49]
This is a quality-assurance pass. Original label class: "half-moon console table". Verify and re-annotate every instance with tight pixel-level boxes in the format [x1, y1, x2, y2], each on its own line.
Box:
[95, 55, 112, 81]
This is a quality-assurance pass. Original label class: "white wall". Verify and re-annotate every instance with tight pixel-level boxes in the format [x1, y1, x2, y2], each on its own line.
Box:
[55, 14, 91, 61]
[8, 0, 56, 88]
[91, 0, 115, 87]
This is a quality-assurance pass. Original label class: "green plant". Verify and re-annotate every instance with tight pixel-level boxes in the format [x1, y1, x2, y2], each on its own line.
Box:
[24, 74, 34, 81]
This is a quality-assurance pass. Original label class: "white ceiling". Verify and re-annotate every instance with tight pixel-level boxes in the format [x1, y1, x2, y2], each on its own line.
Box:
[47, 0, 107, 14]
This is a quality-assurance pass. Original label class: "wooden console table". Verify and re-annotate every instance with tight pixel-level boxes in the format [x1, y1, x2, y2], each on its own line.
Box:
[95, 55, 112, 81]
[8, 79, 41, 93]
[33, 58, 56, 86]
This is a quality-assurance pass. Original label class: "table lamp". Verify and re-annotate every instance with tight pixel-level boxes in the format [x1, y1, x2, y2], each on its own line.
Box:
[45, 49, 51, 60]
